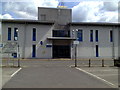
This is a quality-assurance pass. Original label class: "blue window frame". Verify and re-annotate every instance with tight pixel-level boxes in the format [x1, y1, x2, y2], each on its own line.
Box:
[33, 28, 36, 41]
[110, 30, 113, 42]
[8, 28, 11, 40]
[14, 28, 18, 41]
[32, 45, 36, 58]
[96, 45, 99, 57]
[95, 30, 98, 42]
[77, 30, 83, 41]
[90, 30, 93, 42]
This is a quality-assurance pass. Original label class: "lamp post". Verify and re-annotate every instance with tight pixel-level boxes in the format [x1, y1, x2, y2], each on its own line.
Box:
[72, 29, 78, 67]
[16, 29, 20, 67]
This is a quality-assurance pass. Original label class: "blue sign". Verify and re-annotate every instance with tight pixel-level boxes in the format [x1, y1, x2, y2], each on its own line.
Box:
[46, 45, 52, 48]
[40, 41, 43, 45]
[12, 53, 17, 58]
[0, 44, 3, 47]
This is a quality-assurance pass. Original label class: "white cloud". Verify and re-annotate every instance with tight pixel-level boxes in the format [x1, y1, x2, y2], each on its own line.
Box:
[102, 2, 118, 11]
[13, 11, 37, 19]
[33, 0, 58, 7]
[1, 1, 119, 23]
[72, 1, 119, 22]
[72, 1, 103, 22]
[98, 11, 118, 22]
[2, 0, 59, 19]
[0, 14, 13, 19]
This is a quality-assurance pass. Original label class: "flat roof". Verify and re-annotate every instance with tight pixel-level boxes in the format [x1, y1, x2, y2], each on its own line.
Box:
[1, 19, 54, 25]
[38, 7, 71, 10]
[70, 22, 120, 26]
[1, 19, 120, 26]
[69, 22, 120, 26]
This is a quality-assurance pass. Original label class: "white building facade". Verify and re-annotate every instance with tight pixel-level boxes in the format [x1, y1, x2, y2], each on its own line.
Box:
[1, 7, 120, 59]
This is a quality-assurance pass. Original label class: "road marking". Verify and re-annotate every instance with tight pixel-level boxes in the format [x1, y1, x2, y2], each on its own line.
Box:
[11, 68, 22, 77]
[76, 67, 117, 88]
[98, 74, 118, 76]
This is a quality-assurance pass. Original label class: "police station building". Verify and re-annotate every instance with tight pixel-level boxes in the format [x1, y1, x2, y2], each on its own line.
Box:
[1, 7, 120, 59]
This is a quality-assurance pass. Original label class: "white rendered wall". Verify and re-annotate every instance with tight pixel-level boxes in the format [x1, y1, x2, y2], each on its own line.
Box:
[2, 23, 53, 59]
[118, 30, 120, 58]
[2, 23, 25, 58]
[24, 24, 53, 59]
[2, 22, 119, 59]
[38, 7, 72, 24]
[70, 25, 119, 59]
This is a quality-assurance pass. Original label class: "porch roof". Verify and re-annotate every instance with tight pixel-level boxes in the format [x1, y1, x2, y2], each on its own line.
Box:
[47, 37, 76, 40]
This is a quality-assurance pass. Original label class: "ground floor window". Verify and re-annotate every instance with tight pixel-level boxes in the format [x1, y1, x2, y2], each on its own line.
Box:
[32, 45, 36, 58]
[96, 45, 99, 57]
[8, 27, 11, 40]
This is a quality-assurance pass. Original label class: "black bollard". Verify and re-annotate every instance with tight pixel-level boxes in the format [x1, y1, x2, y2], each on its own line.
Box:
[102, 59, 104, 67]
[89, 59, 91, 67]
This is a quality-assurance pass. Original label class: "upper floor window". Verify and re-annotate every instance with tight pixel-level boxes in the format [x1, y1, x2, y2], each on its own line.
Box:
[95, 30, 98, 42]
[53, 30, 70, 37]
[14, 28, 18, 41]
[77, 29, 83, 42]
[32, 28, 36, 41]
[110, 30, 113, 42]
[41, 14, 46, 21]
[90, 30, 93, 42]
[8, 28, 11, 40]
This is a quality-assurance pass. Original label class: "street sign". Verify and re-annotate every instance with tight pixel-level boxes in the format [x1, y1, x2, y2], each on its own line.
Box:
[0, 44, 3, 47]
[2, 42, 18, 53]
[73, 41, 79, 44]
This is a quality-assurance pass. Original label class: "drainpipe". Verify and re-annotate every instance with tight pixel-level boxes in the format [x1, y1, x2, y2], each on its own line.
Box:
[112, 26, 115, 60]
[22, 22, 27, 59]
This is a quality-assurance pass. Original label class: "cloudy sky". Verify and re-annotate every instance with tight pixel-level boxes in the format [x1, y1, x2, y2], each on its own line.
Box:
[0, 0, 120, 23]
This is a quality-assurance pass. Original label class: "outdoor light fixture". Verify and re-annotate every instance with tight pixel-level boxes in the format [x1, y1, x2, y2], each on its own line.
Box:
[16, 29, 20, 67]
[16, 29, 18, 32]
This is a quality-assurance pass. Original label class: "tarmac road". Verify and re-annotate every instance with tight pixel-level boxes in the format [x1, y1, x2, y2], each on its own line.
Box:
[2, 60, 118, 88]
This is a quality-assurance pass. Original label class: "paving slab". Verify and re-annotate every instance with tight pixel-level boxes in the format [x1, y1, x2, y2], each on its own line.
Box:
[78, 67, 119, 88]
[2, 67, 20, 87]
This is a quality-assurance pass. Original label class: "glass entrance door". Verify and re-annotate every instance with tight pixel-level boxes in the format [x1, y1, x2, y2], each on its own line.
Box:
[53, 45, 71, 58]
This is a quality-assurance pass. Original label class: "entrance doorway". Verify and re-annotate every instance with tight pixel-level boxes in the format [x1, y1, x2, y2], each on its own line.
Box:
[53, 45, 71, 58]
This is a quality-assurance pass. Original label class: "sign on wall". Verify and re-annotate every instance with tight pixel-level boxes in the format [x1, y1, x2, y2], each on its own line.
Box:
[40, 41, 43, 45]
[73, 41, 79, 45]
[46, 44, 52, 48]
[0, 44, 3, 47]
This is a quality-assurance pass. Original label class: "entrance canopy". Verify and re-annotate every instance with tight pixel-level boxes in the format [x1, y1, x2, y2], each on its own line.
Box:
[47, 37, 76, 40]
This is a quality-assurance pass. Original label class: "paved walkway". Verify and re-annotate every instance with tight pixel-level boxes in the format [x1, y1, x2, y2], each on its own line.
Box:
[2, 60, 118, 88]
[77, 67, 119, 87]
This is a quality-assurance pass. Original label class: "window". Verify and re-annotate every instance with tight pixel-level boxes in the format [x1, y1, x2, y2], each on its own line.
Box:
[53, 30, 70, 37]
[41, 14, 46, 21]
[14, 28, 18, 41]
[96, 45, 99, 57]
[90, 30, 93, 42]
[32, 45, 36, 58]
[8, 28, 11, 40]
[32, 28, 36, 41]
[110, 30, 113, 42]
[95, 30, 98, 42]
[77, 30, 83, 42]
